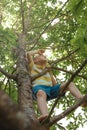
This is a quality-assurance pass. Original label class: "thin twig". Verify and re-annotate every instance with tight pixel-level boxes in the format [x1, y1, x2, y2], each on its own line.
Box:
[30, 0, 70, 50]
[56, 123, 66, 130]
[52, 66, 87, 80]
[51, 48, 80, 66]
[20, 0, 25, 33]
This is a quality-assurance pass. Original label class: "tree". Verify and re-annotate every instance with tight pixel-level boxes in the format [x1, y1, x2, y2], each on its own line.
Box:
[0, 0, 87, 130]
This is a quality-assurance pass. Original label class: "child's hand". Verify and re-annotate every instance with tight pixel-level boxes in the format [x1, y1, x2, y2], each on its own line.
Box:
[38, 49, 45, 54]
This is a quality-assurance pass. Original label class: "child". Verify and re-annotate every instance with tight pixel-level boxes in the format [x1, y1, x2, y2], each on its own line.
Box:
[27, 49, 87, 122]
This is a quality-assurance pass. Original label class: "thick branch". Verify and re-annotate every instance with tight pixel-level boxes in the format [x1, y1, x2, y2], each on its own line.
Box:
[49, 94, 87, 126]
[47, 59, 87, 120]
[31, 67, 50, 81]
[0, 66, 16, 80]
[31, 49, 79, 81]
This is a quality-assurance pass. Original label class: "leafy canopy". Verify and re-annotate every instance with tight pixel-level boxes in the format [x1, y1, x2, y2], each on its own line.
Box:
[0, 0, 87, 129]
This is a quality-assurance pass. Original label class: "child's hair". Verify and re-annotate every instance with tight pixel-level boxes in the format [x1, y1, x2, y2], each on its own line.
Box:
[33, 54, 40, 60]
[33, 54, 47, 64]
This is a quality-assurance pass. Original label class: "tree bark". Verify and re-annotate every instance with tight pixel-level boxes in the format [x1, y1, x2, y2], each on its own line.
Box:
[0, 89, 47, 130]
[15, 33, 48, 130]
[16, 33, 37, 119]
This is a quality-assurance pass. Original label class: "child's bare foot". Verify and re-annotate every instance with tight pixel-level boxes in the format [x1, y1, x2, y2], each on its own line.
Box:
[38, 114, 48, 122]
[39, 115, 50, 130]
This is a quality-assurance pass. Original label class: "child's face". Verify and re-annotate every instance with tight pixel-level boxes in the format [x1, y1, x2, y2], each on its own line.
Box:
[34, 54, 47, 64]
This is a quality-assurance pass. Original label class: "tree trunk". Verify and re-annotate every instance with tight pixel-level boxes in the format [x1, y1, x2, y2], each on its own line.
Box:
[16, 33, 48, 130]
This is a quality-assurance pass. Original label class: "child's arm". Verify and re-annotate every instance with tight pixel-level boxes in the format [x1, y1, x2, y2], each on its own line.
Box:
[28, 49, 45, 56]
[51, 75, 57, 86]
[26, 49, 45, 66]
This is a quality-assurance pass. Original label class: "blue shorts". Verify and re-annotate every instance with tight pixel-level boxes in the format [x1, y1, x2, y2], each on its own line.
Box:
[32, 84, 61, 101]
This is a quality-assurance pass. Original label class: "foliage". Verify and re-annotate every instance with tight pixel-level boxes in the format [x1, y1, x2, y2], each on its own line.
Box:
[67, 0, 87, 57]
[0, 0, 87, 129]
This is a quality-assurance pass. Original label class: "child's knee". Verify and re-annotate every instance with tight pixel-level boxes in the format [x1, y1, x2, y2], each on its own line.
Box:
[60, 82, 75, 91]
[69, 82, 75, 87]
[36, 90, 47, 98]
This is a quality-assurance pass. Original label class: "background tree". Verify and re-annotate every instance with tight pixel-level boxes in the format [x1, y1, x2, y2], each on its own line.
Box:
[0, 0, 87, 130]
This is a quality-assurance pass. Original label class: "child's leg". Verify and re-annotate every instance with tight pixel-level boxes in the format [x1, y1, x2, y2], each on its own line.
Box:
[61, 82, 83, 99]
[61, 82, 87, 107]
[36, 90, 48, 118]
